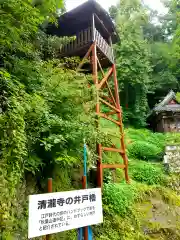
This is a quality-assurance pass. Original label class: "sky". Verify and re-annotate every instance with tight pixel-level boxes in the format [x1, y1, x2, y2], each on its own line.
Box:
[66, 0, 167, 14]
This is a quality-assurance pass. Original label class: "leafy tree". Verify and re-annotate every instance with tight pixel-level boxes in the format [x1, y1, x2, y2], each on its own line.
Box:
[110, 0, 152, 127]
[0, 1, 97, 238]
[110, 0, 179, 119]
[146, 0, 179, 108]
[171, 0, 180, 80]
[147, 41, 178, 108]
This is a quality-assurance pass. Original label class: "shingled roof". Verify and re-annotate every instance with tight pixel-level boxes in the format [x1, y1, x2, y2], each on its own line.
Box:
[153, 90, 180, 113]
[47, 0, 119, 43]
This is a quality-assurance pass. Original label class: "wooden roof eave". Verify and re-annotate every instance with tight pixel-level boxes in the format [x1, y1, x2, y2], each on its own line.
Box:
[54, 0, 120, 43]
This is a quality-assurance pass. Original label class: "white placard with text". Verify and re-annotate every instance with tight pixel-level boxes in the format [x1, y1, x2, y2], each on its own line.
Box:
[28, 188, 103, 238]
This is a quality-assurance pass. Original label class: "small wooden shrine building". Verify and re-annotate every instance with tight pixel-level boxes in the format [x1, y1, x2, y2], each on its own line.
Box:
[148, 90, 180, 132]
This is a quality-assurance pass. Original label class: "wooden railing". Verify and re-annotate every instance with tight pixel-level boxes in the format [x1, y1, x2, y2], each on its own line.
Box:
[60, 27, 92, 55]
[94, 29, 114, 63]
[60, 28, 114, 63]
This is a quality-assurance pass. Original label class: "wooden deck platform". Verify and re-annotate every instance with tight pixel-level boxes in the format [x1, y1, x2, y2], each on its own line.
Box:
[60, 28, 114, 67]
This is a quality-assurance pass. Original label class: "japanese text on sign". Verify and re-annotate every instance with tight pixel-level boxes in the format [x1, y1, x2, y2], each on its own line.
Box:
[28, 188, 103, 238]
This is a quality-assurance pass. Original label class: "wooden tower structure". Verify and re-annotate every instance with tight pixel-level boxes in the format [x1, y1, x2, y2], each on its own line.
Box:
[47, 0, 129, 187]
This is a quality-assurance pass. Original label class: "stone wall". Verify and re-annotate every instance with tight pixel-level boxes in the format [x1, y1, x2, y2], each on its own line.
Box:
[164, 145, 180, 173]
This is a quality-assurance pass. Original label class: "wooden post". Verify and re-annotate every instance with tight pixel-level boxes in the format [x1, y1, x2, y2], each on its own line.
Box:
[108, 36, 114, 63]
[92, 14, 95, 42]
[46, 178, 52, 240]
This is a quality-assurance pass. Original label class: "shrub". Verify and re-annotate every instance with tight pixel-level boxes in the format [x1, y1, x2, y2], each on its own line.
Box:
[131, 163, 165, 185]
[128, 141, 163, 160]
[126, 128, 165, 161]
[103, 183, 138, 216]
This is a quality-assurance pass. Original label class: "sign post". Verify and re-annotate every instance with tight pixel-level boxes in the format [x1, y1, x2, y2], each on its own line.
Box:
[28, 188, 103, 239]
[46, 178, 52, 240]
[83, 141, 88, 240]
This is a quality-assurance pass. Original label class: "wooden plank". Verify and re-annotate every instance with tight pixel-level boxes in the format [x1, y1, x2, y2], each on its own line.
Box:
[84, 29, 88, 44]
[102, 147, 124, 154]
[94, 28, 96, 41]
[92, 14, 95, 41]
[93, 28, 113, 63]
[105, 43, 108, 55]
[87, 27, 90, 42]
[99, 113, 121, 126]
[97, 67, 113, 89]
[97, 31, 100, 46]
[102, 39, 105, 55]
[99, 33, 102, 48]
[76, 43, 94, 71]
[109, 36, 115, 63]
[81, 30, 84, 46]
[78, 32, 81, 47]
[99, 97, 120, 112]
[102, 164, 125, 169]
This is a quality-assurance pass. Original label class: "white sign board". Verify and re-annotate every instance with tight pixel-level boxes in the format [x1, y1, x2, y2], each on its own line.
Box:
[28, 188, 103, 238]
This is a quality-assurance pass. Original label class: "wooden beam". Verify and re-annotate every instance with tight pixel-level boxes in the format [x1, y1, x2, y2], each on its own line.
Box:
[106, 81, 117, 107]
[92, 14, 95, 42]
[76, 43, 94, 71]
[99, 112, 121, 126]
[97, 67, 113, 89]
[102, 147, 124, 154]
[97, 57, 116, 108]
[105, 111, 117, 116]
[101, 95, 114, 103]
[102, 164, 125, 169]
[99, 97, 120, 113]
[94, 13, 111, 37]
[97, 64, 116, 107]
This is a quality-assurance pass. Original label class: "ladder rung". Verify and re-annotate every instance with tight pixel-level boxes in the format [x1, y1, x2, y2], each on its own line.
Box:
[99, 97, 120, 113]
[102, 147, 124, 154]
[102, 164, 125, 169]
[99, 113, 121, 126]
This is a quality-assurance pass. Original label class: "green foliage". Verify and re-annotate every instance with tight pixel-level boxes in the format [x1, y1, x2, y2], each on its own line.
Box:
[171, 0, 180, 80]
[145, 1, 179, 109]
[166, 132, 180, 144]
[176, 92, 180, 102]
[110, 0, 179, 123]
[0, 0, 63, 57]
[0, 0, 179, 238]
[130, 162, 165, 185]
[128, 141, 163, 160]
[126, 128, 165, 160]
[99, 180, 180, 239]
[149, 42, 177, 90]
[0, 0, 97, 238]
[111, 0, 152, 127]
[103, 183, 138, 216]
